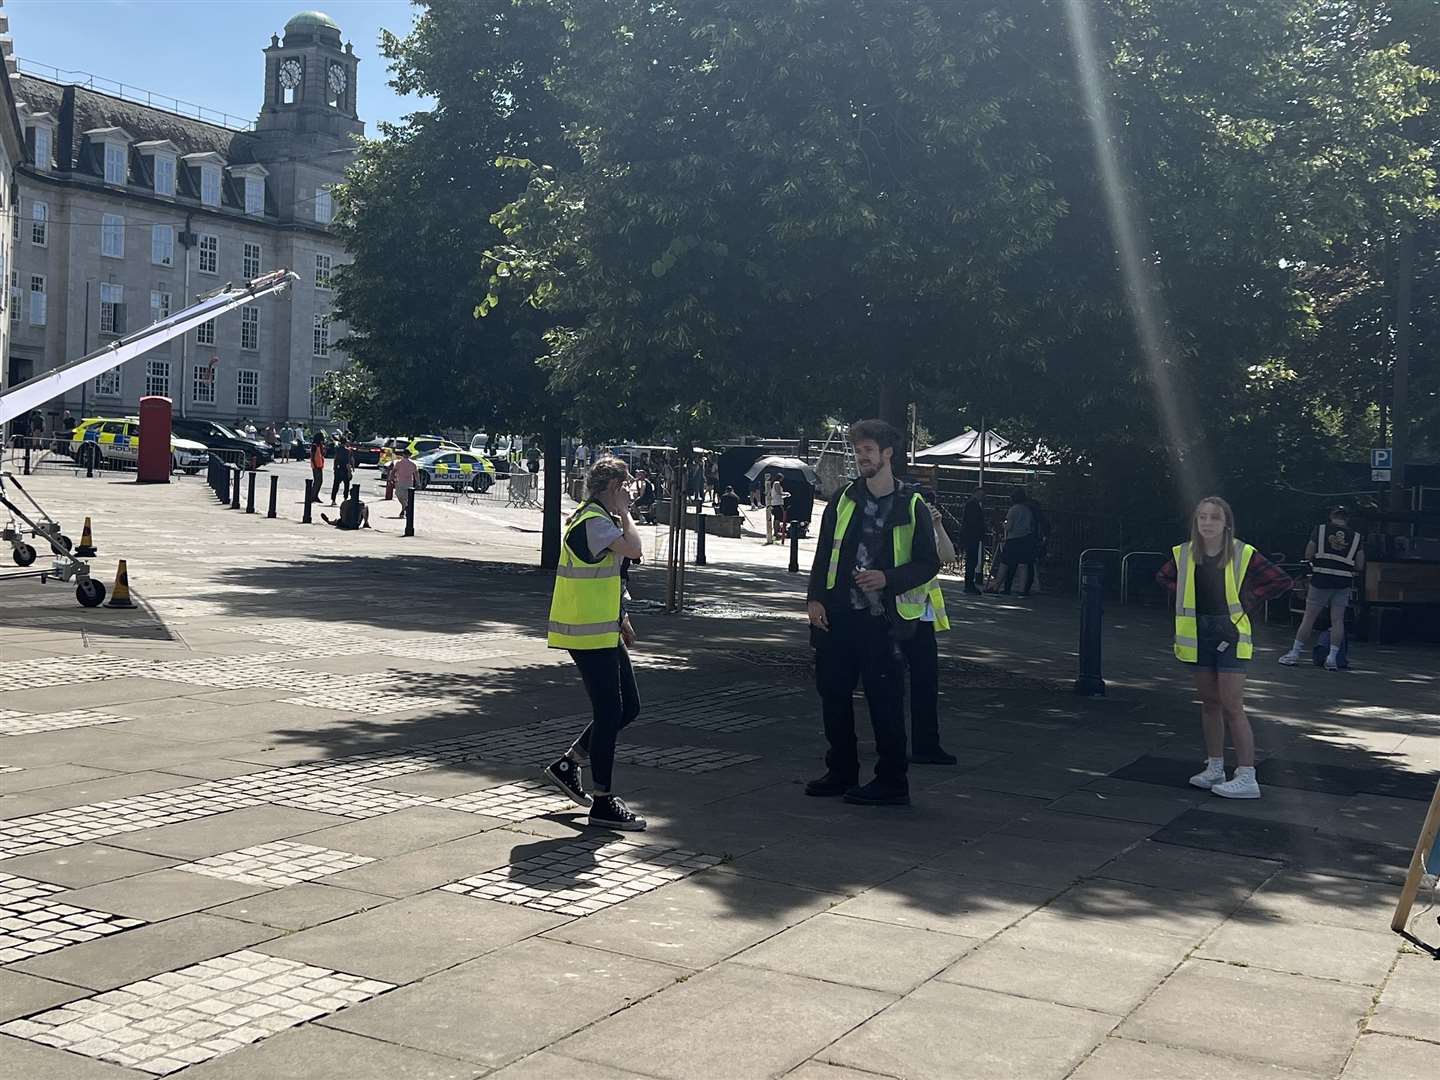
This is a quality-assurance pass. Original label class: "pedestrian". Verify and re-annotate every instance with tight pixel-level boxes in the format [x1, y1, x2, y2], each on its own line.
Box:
[1156, 496, 1292, 799]
[542, 455, 648, 830]
[390, 448, 418, 518]
[632, 468, 656, 522]
[329, 434, 354, 506]
[998, 487, 1038, 596]
[718, 486, 742, 517]
[765, 475, 788, 544]
[279, 421, 295, 460]
[308, 433, 325, 502]
[960, 485, 986, 595]
[1278, 505, 1364, 671]
[293, 425, 307, 461]
[321, 487, 371, 530]
[805, 419, 942, 806]
[905, 489, 957, 765]
[750, 479, 764, 510]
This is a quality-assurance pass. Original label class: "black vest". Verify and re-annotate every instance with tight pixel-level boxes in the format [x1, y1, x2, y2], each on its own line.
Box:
[1311, 524, 1360, 589]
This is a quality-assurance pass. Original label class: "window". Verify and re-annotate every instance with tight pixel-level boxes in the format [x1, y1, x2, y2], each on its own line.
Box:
[9, 271, 18, 325]
[151, 224, 174, 266]
[196, 319, 216, 346]
[240, 305, 259, 350]
[145, 359, 170, 398]
[237, 368, 259, 409]
[200, 165, 221, 207]
[314, 253, 332, 290]
[28, 275, 45, 326]
[312, 313, 330, 357]
[198, 233, 218, 274]
[314, 187, 333, 224]
[154, 155, 176, 196]
[309, 375, 329, 419]
[31, 200, 47, 246]
[192, 362, 216, 405]
[94, 369, 122, 398]
[34, 126, 52, 170]
[99, 283, 124, 335]
[150, 290, 171, 325]
[101, 214, 125, 258]
[104, 143, 127, 185]
[244, 177, 264, 215]
[243, 242, 261, 279]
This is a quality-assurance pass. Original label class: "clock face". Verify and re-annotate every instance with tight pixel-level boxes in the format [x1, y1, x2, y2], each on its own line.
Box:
[327, 63, 347, 96]
[278, 58, 303, 89]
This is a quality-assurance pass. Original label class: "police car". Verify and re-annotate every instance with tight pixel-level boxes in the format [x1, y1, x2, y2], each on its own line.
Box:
[413, 449, 497, 492]
[378, 434, 460, 475]
[69, 417, 210, 474]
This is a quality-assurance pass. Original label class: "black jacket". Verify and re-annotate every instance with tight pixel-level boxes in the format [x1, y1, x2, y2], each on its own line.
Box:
[960, 496, 985, 542]
[808, 478, 942, 639]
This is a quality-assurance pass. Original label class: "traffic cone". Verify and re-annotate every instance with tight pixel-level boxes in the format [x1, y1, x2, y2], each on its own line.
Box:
[105, 560, 136, 609]
[74, 517, 97, 557]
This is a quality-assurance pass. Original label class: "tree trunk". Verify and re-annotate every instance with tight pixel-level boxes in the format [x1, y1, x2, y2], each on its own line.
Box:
[1389, 226, 1414, 516]
[877, 364, 909, 475]
[541, 418, 563, 570]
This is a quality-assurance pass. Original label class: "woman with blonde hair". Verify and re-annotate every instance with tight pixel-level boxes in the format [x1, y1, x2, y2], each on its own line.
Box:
[1156, 497, 1292, 799]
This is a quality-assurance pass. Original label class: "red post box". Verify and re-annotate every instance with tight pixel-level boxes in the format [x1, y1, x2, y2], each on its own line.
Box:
[137, 395, 173, 484]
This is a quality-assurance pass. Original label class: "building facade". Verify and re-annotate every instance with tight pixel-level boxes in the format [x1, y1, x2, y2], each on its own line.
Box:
[0, 2, 27, 419]
[7, 10, 361, 429]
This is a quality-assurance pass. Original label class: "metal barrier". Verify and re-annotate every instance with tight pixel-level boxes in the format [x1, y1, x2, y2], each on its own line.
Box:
[1077, 548, 1122, 598]
[1120, 551, 1168, 605]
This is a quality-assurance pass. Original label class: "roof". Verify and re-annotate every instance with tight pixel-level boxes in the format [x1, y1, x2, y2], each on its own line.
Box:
[915, 429, 1039, 465]
[286, 11, 340, 32]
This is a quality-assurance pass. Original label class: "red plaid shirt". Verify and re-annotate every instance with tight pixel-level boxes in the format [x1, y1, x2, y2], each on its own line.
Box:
[1156, 546, 1293, 615]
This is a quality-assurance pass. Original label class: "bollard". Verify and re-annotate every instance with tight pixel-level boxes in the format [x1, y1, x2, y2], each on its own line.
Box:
[789, 528, 800, 573]
[23, 443, 31, 476]
[246, 471, 257, 514]
[302, 479, 313, 524]
[267, 475, 278, 518]
[1074, 559, 1107, 696]
[86, 453, 95, 479]
[695, 511, 707, 565]
[403, 488, 415, 537]
[230, 468, 242, 510]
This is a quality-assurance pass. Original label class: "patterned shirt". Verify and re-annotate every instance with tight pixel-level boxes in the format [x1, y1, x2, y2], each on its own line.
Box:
[1156, 547, 1293, 614]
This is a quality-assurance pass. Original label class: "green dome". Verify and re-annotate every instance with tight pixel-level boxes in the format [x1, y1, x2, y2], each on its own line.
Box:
[285, 11, 340, 33]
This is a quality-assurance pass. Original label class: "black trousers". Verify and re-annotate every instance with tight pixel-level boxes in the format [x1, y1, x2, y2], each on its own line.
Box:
[963, 540, 982, 590]
[569, 645, 641, 791]
[900, 621, 941, 753]
[310, 467, 324, 500]
[814, 610, 908, 787]
[1002, 537, 1038, 595]
[330, 468, 352, 503]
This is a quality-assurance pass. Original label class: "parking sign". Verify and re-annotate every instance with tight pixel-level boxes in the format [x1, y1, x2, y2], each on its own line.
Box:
[1371, 448, 1392, 470]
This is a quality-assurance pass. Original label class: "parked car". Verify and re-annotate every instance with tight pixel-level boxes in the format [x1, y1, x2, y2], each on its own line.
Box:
[379, 435, 460, 476]
[413, 449, 497, 493]
[68, 417, 209, 474]
[348, 437, 388, 468]
[170, 419, 273, 465]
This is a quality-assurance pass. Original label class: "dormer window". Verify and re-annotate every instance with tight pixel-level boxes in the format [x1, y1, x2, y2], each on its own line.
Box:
[33, 125, 52, 170]
[104, 144, 127, 185]
[201, 166, 220, 207]
[314, 187, 333, 225]
[230, 164, 269, 217]
[84, 126, 136, 186]
[135, 141, 181, 197]
[183, 152, 228, 209]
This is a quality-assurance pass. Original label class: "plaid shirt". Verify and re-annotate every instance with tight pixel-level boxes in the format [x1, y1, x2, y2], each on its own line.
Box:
[1156, 546, 1293, 615]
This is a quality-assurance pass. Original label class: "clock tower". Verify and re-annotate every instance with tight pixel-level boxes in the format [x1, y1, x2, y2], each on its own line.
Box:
[256, 11, 362, 143]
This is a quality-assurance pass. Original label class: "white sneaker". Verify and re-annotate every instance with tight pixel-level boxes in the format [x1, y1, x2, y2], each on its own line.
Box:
[1277, 651, 1300, 666]
[1324, 655, 1339, 671]
[1211, 772, 1261, 799]
[1188, 762, 1226, 790]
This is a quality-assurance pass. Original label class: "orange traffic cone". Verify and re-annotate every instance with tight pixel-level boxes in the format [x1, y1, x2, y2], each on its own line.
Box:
[74, 517, 97, 557]
[105, 560, 136, 609]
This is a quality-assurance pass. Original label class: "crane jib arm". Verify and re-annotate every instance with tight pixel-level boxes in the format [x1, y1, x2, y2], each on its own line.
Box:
[0, 270, 299, 426]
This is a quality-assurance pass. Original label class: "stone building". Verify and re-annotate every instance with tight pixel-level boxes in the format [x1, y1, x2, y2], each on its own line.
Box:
[7, 10, 362, 428]
[0, 2, 27, 423]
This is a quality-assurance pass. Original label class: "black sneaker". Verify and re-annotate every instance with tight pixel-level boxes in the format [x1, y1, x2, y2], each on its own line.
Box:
[588, 794, 646, 831]
[805, 771, 858, 797]
[910, 747, 958, 765]
[542, 757, 591, 808]
[843, 780, 911, 806]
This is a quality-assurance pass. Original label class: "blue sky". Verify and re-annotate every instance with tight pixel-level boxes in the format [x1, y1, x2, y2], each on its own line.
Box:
[7, 0, 425, 131]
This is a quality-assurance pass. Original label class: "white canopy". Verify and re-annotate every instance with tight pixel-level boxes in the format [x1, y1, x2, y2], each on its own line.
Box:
[914, 429, 1035, 465]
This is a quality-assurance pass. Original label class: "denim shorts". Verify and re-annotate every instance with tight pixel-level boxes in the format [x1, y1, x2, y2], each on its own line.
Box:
[1192, 614, 1249, 672]
[1306, 585, 1351, 614]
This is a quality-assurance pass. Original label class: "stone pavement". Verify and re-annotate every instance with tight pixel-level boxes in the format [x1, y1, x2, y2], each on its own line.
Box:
[0, 468, 1436, 1079]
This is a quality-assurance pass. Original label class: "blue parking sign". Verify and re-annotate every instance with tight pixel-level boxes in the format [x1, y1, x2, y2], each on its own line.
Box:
[1371, 448, 1392, 470]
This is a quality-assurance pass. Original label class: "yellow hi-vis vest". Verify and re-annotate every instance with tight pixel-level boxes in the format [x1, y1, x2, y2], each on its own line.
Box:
[825, 488, 950, 631]
[548, 504, 623, 649]
[1173, 541, 1255, 662]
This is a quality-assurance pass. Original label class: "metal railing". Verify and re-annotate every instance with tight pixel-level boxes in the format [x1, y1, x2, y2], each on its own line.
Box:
[17, 58, 255, 131]
[1077, 548, 1122, 598]
[1120, 551, 1167, 605]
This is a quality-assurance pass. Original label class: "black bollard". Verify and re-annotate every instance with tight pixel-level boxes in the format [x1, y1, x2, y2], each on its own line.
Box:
[403, 488, 415, 537]
[695, 512, 707, 565]
[230, 468, 242, 510]
[246, 471, 257, 514]
[302, 479, 313, 524]
[267, 475, 278, 518]
[1074, 559, 1107, 696]
[789, 528, 801, 573]
[86, 453, 95, 479]
[23, 443, 31, 476]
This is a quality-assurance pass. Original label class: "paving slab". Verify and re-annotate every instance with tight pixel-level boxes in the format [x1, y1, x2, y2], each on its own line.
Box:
[255, 888, 565, 983]
[827, 868, 1053, 938]
[1093, 840, 1281, 896]
[732, 911, 977, 993]
[169, 1024, 485, 1080]
[0, 765, 116, 796]
[295, 806, 501, 858]
[1048, 789, 1196, 825]
[784, 1064, 891, 1080]
[1342, 1032, 1437, 1079]
[0, 842, 177, 887]
[1366, 950, 1440, 1042]
[316, 825, 528, 897]
[823, 979, 1116, 1079]
[1044, 877, 1241, 941]
[488, 1050, 667, 1079]
[540, 874, 840, 969]
[922, 836, 1121, 889]
[7, 912, 278, 992]
[1118, 960, 1374, 1074]
[323, 937, 680, 1068]
[1233, 869, 1401, 930]
[104, 805, 350, 860]
[555, 963, 892, 1079]
[0, 1033, 139, 1080]
[1069, 1037, 1325, 1080]
[0, 969, 90, 1024]
[0, 770, 203, 820]
[206, 882, 394, 930]
[54, 867, 271, 922]
[1198, 915, 1401, 986]
[996, 811, 1158, 848]
[712, 836, 918, 896]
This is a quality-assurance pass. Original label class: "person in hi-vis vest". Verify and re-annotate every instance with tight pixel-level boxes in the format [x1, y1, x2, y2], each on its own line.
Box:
[1157, 497, 1292, 800]
[1278, 505, 1365, 671]
[542, 456, 648, 831]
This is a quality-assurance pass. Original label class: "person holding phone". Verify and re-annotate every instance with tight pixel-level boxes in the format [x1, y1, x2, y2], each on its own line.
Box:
[543, 456, 648, 830]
